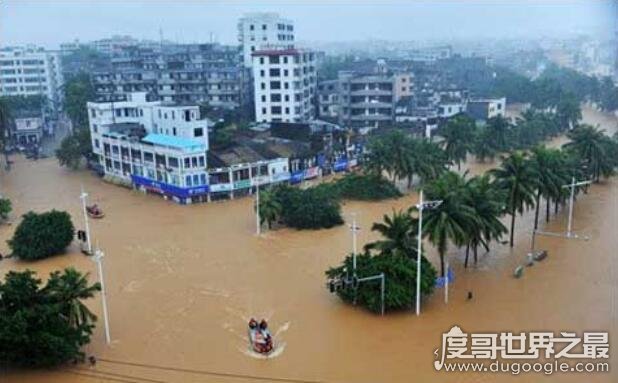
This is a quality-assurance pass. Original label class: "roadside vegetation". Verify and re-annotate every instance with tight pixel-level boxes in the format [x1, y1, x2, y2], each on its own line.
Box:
[8, 210, 75, 260]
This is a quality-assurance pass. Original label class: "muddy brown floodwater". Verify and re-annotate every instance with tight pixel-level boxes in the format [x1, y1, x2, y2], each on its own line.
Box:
[1, 106, 617, 383]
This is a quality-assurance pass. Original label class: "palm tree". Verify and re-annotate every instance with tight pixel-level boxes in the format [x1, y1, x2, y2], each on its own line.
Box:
[45, 268, 101, 328]
[365, 210, 417, 256]
[423, 171, 480, 276]
[485, 115, 511, 152]
[439, 115, 475, 171]
[0, 97, 11, 170]
[257, 189, 282, 230]
[530, 146, 565, 230]
[564, 124, 608, 182]
[463, 175, 508, 266]
[489, 152, 539, 247]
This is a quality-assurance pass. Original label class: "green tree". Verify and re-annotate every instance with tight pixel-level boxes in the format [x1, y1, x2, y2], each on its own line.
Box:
[489, 152, 538, 247]
[439, 115, 475, 170]
[334, 173, 401, 201]
[364, 210, 417, 255]
[423, 171, 480, 276]
[56, 127, 92, 169]
[45, 268, 101, 328]
[463, 174, 508, 266]
[325, 252, 436, 313]
[8, 210, 75, 260]
[257, 189, 282, 230]
[0, 197, 11, 221]
[64, 73, 95, 128]
[564, 124, 613, 182]
[0, 269, 98, 367]
[273, 184, 343, 230]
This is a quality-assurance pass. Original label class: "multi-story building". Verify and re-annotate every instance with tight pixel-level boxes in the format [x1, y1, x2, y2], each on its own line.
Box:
[337, 72, 396, 128]
[87, 92, 292, 204]
[467, 97, 506, 121]
[317, 79, 340, 120]
[0, 46, 64, 111]
[238, 12, 295, 68]
[92, 43, 248, 110]
[252, 48, 317, 123]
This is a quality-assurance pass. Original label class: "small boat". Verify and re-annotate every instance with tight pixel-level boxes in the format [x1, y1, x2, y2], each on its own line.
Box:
[513, 265, 524, 279]
[86, 204, 105, 219]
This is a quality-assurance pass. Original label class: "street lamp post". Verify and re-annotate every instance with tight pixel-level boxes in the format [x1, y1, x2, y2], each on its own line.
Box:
[93, 249, 111, 345]
[349, 213, 360, 272]
[80, 186, 93, 254]
[415, 190, 442, 316]
[255, 180, 261, 236]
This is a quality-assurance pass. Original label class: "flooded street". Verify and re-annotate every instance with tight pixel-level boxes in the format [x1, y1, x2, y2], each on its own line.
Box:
[1, 106, 617, 382]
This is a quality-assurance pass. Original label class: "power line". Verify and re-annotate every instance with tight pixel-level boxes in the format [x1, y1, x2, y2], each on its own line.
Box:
[98, 358, 327, 383]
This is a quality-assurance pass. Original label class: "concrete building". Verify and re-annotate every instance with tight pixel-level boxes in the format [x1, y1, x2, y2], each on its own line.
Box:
[316, 79, 340, 119]
[467, 97, 506, 121]
[0, 46, 64, 110]
[12, 113, 44, 145]
[87, 91, 292, 203]
[252, 48, 317, 123]
[92, 43, 248, 109]
[337, 72, 396, 128]
[238, 12, 295, 68]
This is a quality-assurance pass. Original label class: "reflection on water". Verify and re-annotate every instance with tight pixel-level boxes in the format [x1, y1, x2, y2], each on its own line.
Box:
[0, 106, 617, 383]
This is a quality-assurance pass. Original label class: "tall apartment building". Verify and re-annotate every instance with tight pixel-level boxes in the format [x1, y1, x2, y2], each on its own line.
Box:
[337, 71, 413, 128]
[0, 46, 64, 110]
[238, 13, 295, 68]
[252, 48, 317, 123]
[92, 43, 248, 109]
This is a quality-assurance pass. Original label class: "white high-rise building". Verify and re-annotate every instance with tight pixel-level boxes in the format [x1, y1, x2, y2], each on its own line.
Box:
[238, 12, 295, 68]
[0, 46, 64, 110]
[252, 48, 317, 123]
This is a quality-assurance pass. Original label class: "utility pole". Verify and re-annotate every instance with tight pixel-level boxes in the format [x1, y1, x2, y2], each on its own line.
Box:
[415, 190, 442, 316]
[80, 186, 93, 254]
[93, 249, 111, 345]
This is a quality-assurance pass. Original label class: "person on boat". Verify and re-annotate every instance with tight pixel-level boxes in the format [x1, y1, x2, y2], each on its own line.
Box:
[248, 318, 258, 345]
[258, 319, 273, 353]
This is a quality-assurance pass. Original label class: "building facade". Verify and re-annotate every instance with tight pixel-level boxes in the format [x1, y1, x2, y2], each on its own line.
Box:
[0, 46, 64, 110]
[337, 72, 396, 128]
[238, 12, 295, 68]
[92, 43, 248, 110]
[252, 48, 317, 123]
[467, 97, 506, 121]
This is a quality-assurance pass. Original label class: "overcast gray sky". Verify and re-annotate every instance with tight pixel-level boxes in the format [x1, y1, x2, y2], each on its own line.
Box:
[0, 1, 615, 48]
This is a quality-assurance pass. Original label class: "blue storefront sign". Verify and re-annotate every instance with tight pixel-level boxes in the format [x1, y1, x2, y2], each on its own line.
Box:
[290, 170, 305, 184]
[131, 175, 209, 199]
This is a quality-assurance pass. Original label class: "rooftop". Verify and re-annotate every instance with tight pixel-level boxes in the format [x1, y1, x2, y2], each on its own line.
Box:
[141, 133, 205, 151]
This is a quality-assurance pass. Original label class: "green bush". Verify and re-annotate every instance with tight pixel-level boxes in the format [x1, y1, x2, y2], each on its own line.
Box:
[273, 184, 343, 230]
[325, 252, 437, 314]
[8, 210, 75, 260]
[334, 173, 401, 201]
[0, 269, 99, 367]
[0, 197, 11, 220]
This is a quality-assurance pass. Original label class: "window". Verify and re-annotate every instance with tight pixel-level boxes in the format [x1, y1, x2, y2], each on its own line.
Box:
[270, 81, 281, 90]
[193, 174, 200, 185]
[186, 175, 193, 186]
[115, 109, 121, 117]
[262, 24, 267, 30]
[93, 124, 98, 133]
[284, 69, 288, 77]
[199, 156, 205, 167]
[172, 127, 177, 136]
[168, 157, 179, 168]
[269, 68, 280, 77]
[250, 24, 254, 30]
[261, 95, 266, 102]
[269, 55, 280, 64]
[259, 57, 264, 64]
[260, 82, 266, 90]
[200, 174, 207, 185]
[192, 157, 198, 167]
[260, 70, 265, 77]
[262, 108, 267, 114]
[172, 111, 175, 119]
[271, 93, 281, 102]
[184, 157, 191, 168]
[194, 127, 204, 137]
[271, 106, 282, 114]
[91, 109, 96, 117]
[284, 82, 289, 89]
[283, 56, 288, 64]
[143, 152, 154, 163]
[94, 139, 100, 148]
[284, 95, 289, 102]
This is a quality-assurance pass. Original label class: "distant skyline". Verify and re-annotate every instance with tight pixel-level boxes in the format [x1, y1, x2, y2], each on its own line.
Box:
[0, 1, 615, 49]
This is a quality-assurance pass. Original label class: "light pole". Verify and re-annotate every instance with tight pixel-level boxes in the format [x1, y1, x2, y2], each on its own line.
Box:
[80, 186, 93, 254]
[349, 213, 360, 272]
[415, 190, 442, 316]
[93, 249, 111, 345]
[255, 180, 261, 236]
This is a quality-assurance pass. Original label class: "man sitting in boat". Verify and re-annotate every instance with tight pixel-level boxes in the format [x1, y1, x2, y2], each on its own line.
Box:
[248, 318, 273, 354]
[86, 204, 104, 218]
